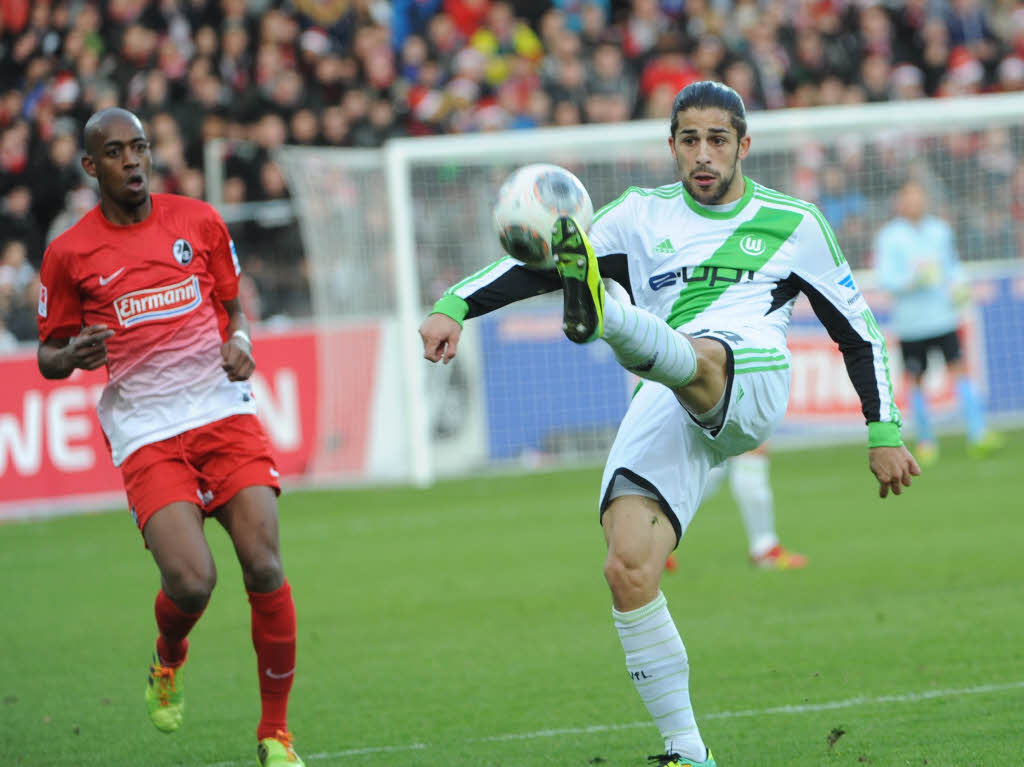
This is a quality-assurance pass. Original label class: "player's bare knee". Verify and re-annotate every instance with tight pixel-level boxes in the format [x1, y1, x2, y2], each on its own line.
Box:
[604, 551, 657, 607]
[241, 554, 284, 593]
[164, 566, 216, 612]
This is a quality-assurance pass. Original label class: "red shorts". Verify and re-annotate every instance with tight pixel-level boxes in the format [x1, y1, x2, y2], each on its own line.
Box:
[121, 414, 281, 533]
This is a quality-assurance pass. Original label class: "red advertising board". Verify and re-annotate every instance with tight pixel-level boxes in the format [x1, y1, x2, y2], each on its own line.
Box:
[785, 319, 983, 424]
[0, 326, 380, 519]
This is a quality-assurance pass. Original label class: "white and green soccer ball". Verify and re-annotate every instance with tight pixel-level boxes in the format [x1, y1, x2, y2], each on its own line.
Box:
[492, 163, 594, 270]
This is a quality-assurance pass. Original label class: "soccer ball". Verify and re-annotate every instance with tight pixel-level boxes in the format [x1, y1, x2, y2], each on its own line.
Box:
[492, 163, 594, 270]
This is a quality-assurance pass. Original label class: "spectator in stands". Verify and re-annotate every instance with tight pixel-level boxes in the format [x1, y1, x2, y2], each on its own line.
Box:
[621, 0, 669, 61]
[0, 238, 38, 342]
[0, 185, 43, 266]
[0, 314, 17, 352]
[946, 0, 1001, 81]
[818, 164, 867, 235]
[393, 0, 444, 51]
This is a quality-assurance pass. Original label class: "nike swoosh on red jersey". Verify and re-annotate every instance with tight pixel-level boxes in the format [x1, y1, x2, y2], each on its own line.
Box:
[99, 267, 126, 286]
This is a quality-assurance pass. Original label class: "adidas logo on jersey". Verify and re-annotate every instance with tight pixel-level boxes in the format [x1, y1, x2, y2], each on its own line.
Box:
[114, 275, 202, 327]
[654, 238, 675, 255]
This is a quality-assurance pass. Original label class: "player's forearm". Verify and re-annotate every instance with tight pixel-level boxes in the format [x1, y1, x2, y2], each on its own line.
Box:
[221, 297, 252, 344]
[434, 260, 561, 324]
[225, 314, 250, 341]
[37, 342, 75, 379]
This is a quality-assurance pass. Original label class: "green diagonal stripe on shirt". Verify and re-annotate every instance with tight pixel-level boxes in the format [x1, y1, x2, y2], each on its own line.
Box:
[666, 207, 803, 329]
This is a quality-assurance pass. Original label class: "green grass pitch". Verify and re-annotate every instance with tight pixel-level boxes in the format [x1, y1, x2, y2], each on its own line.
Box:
[2, 432, 1022, 766]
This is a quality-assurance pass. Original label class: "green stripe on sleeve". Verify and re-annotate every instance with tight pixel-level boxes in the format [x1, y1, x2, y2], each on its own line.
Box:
[447, 257, 514, 295]
[860, 308, 901, 426]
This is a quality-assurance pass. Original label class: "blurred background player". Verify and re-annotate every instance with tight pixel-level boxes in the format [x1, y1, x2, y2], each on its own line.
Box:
[874, 177, 1004, 466]
[35, 108, 304, 767]
[666, 446, 807, 573]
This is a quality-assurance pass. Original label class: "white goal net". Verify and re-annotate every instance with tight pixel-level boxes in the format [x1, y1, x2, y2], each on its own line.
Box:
[277, 92, 1024, 486]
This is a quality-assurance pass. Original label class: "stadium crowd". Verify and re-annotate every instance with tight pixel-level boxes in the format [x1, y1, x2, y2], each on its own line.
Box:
[3, 0, 1024, 349]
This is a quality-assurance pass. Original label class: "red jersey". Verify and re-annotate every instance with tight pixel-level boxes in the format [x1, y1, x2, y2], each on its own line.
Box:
[38, 194, 258, 466]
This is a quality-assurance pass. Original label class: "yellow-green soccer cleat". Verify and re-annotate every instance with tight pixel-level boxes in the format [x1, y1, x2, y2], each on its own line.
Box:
[257, 730, 306, 767]
[648, 750, 716, 767]
[145, 654, 184, 733]
[551, 215, 604, 344]
[913, 440, 939, 468]
[967, 431, 1005, 459]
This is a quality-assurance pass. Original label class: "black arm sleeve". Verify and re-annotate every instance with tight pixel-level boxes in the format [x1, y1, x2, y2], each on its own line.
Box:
[791, 273, 883, 423]
[465, 251, 633, 319]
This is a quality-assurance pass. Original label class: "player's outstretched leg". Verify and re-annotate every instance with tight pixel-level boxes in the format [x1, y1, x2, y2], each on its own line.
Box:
[552, 215, 604, 343]
[146, 652, 185, 733]
[551, 216, 699, 389]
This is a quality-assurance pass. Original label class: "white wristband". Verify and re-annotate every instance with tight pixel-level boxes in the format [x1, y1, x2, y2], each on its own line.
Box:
[232, 329, 251, 346]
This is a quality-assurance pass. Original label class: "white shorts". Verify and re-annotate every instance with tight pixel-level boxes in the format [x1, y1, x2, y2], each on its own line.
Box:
[599, 334, 791, 546]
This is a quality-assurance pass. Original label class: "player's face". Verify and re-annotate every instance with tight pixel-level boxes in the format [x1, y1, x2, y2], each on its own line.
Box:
[899, 181, 927, 221]
[669, 108, 751, 205]
[82, 117, 152, 210]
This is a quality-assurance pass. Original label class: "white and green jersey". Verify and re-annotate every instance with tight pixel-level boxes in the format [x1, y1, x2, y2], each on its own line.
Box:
[432, 177, 900, 432]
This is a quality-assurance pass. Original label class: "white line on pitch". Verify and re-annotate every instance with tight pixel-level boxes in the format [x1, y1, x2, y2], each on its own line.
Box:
[203, 679, 1024, 765]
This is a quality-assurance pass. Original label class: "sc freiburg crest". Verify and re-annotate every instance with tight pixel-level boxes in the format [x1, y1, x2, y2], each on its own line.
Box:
[173, 238, 194, 265]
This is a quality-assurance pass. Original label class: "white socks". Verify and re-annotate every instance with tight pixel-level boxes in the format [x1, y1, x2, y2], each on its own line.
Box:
[729, 453, 778, 558]
[613, 592, 707, 760]
[602, 294, 698, 389]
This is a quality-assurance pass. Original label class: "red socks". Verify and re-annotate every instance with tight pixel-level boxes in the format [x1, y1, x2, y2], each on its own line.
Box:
[153, 581, 297, 740]
[154, 590, 204, 668]
[248, 580, 297, 741]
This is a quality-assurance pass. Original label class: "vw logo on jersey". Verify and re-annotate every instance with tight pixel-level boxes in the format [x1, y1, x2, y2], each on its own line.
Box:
[172, 238, 194, 265]
[739, 235, 766, 256]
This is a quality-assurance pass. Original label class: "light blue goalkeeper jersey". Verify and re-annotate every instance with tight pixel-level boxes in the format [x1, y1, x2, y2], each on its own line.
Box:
[874, 214, 964, 341]
[432, 177, 901, 434]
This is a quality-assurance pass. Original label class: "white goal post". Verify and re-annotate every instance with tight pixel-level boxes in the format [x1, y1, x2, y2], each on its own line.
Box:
[277, 92, 1024, 487]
